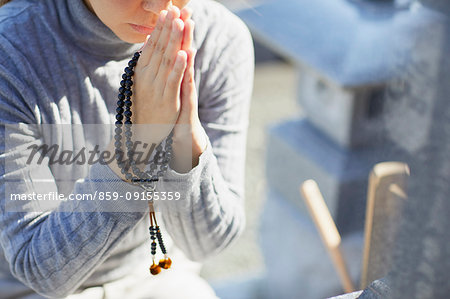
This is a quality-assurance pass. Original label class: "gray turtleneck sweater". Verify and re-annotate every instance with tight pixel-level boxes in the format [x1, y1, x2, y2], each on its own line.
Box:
[0, 0, 253, 298]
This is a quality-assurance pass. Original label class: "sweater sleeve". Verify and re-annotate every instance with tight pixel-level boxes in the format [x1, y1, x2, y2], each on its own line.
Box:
[0, 57, 149, 297]
[154, 14, 254, 261]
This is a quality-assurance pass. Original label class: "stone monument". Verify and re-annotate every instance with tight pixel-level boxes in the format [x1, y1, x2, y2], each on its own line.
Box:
[236, 0, 449, 297]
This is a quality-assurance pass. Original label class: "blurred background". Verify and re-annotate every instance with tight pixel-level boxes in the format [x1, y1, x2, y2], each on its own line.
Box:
[198, 0, 450, 298]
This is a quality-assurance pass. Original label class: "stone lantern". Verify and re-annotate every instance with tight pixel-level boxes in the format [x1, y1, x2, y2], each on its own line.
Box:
[236, 0, 441, 297]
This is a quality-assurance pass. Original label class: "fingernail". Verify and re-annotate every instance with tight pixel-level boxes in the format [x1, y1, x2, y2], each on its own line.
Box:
[176, 52, 185, 65]
[159, 10, 167, 21]
[179, 50, 187, 59]
[167, 9, 173, 20]
[172, 19, 183, 32]
[171, 5, 180, 16]
[183, 7, 193, 17]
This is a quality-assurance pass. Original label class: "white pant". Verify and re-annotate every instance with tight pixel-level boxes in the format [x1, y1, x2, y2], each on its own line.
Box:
[22, 247, 219, 299]
[68, 268, 219, 299]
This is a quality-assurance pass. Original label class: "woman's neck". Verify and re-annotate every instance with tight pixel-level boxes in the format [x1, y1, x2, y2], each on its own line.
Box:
[56, 0, 141, 59]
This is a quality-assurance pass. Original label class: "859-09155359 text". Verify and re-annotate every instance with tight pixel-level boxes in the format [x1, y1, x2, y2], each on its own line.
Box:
[9, 191, 181, 201]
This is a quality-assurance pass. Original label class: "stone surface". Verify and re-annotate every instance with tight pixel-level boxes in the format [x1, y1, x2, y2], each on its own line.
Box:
[259, 189, 363, 299]
[328, 291, 363, 299]
[360, 162, 409, 288]
[297, 64, 386, 148]
[236, 0, 421, 87]
[236, 0, 439, 149]
[377, 4, 450, 298]
[266, 118, 401, 234]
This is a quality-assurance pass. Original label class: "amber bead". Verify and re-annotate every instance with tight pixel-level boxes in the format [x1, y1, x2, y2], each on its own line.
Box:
[159, 257, 172, 269]
[150, 263, 161, 275]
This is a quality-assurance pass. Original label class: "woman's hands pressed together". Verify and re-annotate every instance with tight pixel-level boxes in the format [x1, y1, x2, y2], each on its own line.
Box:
[133, 6, 188, 126]
[109, 5, 207, 180]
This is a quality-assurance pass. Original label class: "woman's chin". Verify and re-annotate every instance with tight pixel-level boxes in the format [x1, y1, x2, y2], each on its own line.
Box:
[119, 34, 147, 45]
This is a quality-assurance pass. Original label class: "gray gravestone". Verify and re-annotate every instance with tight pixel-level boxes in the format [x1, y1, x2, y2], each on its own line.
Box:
[374, 2, 450, 298]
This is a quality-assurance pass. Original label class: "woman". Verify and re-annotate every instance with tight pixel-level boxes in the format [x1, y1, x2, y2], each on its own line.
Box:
[0, 0, 254, 298]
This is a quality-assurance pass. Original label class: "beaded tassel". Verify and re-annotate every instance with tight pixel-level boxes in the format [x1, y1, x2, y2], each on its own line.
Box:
[148, 208, 171, 274]
[149, 218, 162, 275]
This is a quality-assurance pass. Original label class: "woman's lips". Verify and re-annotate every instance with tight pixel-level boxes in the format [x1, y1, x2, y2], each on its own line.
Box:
[129, 24, 155, 35]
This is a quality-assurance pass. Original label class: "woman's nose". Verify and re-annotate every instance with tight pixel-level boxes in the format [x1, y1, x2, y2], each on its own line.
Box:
[142, 0, 172, 13]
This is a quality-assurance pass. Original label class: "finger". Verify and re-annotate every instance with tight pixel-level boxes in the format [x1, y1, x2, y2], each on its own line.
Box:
[139, 10, 167, 66]
[180, 7, 192, 22]
[183, 48, 196, 85]
[181, 48, 197, 101]
[164, 50, 187, 101]
[146, 6, 179, 76]
[171, 5, 181, 19]
[155, 18, 184, 84]
[181, 19, 194, 51]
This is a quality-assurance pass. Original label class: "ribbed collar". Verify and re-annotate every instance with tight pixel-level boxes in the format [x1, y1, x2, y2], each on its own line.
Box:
[56, 0, 142, 60]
